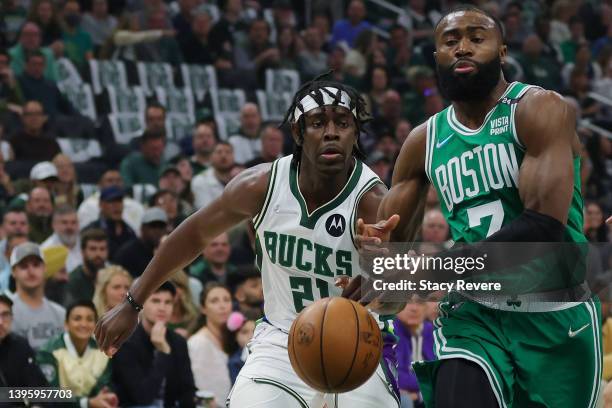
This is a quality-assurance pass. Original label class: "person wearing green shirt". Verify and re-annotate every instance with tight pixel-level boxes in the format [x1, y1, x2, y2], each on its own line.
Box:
[60, 0, 94, 68]
[9, 22, 59, 82]
[120, 130, 167, 187]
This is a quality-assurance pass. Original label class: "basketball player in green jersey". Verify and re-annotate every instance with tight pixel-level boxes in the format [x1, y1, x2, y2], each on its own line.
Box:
[353, 5, 602, 408]
[93, 76, 401, 407]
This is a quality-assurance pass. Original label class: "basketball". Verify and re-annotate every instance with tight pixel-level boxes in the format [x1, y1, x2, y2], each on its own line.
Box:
[287, 297, 382, 394]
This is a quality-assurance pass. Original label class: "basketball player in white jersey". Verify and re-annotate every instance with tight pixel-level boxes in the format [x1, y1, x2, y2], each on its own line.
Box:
[94, 75, 401, 408]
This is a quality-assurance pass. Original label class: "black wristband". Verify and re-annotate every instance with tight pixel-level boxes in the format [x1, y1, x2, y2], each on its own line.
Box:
[126, 291, 143, 312]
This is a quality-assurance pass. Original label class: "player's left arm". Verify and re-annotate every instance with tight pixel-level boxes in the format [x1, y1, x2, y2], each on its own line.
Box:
[515, 88, 578, 225]
[482, 89, 577, 243]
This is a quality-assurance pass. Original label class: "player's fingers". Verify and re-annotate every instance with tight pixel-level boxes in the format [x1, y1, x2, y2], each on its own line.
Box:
[356, 218, 366, 236]
[341, 275, 362, 298]
[380, 214, 400, 233]
[606, 215, 612, 225]
[334, 276, 350, 289]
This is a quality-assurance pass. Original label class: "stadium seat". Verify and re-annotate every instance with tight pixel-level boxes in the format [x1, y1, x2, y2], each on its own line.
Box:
[256, 90, 293, 122]
[106, 85, 147, 114]
[56, 58, 83, 89]
[89, 59, 129, 95]
[155, 87, 196, 123]
[180, 64, 217, 101]
[59, 84, 97, 121]
[210, 88, 246, 140]
[107, 112, 145, 145]
[265, 69, 300, 95]
[57, 138, 103, 163]
[137, 62, 175, 95]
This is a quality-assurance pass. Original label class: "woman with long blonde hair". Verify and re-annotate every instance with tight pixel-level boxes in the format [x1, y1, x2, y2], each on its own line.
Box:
[168, 270, 198, 337]
[92, 265, 132, 317]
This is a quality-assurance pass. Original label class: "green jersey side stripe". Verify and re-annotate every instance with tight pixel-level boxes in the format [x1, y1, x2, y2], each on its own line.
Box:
[253, 159, 279, 230]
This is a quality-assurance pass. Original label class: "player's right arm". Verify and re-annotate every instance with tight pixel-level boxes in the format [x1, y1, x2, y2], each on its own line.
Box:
[94, 163, 272, 355]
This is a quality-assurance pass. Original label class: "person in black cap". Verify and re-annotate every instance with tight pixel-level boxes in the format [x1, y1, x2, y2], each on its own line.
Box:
[113, 207, 168, 278]
[83, 186, 136, 259]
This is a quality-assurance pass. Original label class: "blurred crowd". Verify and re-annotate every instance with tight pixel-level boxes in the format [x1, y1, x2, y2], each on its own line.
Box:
[0, 0, 610, 407]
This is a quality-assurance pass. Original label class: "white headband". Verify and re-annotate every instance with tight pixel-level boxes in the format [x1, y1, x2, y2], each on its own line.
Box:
[292, 87, 357, 123]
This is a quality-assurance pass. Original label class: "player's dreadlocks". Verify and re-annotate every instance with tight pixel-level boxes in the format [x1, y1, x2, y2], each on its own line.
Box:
[281, 71, 370, 167]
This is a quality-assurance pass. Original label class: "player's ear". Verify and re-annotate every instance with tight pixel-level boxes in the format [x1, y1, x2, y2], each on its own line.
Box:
[499, 44, 507, 63]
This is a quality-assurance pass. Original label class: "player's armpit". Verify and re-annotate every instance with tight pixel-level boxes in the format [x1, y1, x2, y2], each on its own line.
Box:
[379, 123, 429, 241]
[515, 89, 576, 224]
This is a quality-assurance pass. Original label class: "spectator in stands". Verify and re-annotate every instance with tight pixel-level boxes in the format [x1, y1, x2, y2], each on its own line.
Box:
[84, 186, 136, 259]
[173, 0, 197, 39]
[82, 0, 117, 53]
[330, 0, 371, 48]
[59, 0, 95, 68]
[151, 189, 187, 231]
[113, 207, 167, 278]
[112, 282, 196, 407]
[566, 68, 601, 118]
[228, 103, 261, 165]
[369, 90, 403, 137]
[584, 201, 609, 242]
[92, 265, 131, 317]
[344, 29, 376, 79]
[17, 52, 76, 118]
[502, 5, 530, 52]
[0, 207, 28, 257]
[0, 49, 23, 122]
[533, 15, 563, 65]
[245, 125, 283, 167]
[298, 26, 328, 80]
[226, 311, 255, 385]
[367, 151, 392, 185]
[394, 297, 434, 408]
[20, 161, 58, 200]
[9, 22, 58, 81]
[395, 119, 412, 145]
[561, 16, 586, 63]
[421, 209, 450, 244]
[77, 169, 144, 234]
[189, 232, 235, 287]
[9, 100, 61, 162]
[27, 0, 63, 51]
[277, 26, 301, 70]
[158, 164, 187, 201]
[190, 123, 216, 176]
[37, 299, 118, 407]
[398, 0, 440, 47]
[120, 129, 167, 187]
[65, 228, 107, 306]
[562, 42, 602, 88]
[363, 65, 390, 118]
[234, 19, 280, 85]
[227, 265, 263, 319]
[41, 244, 70, 305]
[178, 11, 215, 65]
[168, 270, 198, 337]
[191, 142, 235, 209]
[135, 8, 183, 65]
[52, 154, 83, 208]
[327, 44, 347, 82]
[41, 204, 81, 273]
[386, 25, 417, 82]
[0, 233, 27, 292]
[188, 282, 235, 407]
[0, 294, 48, 388]
[10, 242, 65, 350]
[208, 0, 248, 63]
[26, 186, 53, 244]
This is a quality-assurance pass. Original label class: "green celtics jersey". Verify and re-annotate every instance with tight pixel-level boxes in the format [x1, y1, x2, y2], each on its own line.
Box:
[253, 155, 382, 332]
[426, 81, 585, 244]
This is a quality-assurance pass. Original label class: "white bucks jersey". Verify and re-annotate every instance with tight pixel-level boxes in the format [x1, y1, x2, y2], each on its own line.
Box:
[253, 155, 382, 332]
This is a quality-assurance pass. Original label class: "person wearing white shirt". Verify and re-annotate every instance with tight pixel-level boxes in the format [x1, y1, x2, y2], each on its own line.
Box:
[227, 103, 262, 165]
[191, 142, 235, 209]
[77, 169, 143, 234]
[41, 204, 82, 273]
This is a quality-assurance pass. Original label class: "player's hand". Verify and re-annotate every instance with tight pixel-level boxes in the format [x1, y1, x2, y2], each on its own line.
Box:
[94, 300, 139, 357]
[354, 214, 400, 251]
[89, 387, 118, 408]
[606, 215, 612, 225]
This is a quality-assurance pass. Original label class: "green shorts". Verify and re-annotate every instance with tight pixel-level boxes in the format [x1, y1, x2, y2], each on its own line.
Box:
[412, 294, 603, 408]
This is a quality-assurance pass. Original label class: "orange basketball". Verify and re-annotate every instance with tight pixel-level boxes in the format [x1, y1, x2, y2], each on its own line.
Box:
[288, 297, 382, 393]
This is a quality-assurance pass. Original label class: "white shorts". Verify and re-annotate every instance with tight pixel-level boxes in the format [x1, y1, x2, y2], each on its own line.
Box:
[227, 322, 400, 408]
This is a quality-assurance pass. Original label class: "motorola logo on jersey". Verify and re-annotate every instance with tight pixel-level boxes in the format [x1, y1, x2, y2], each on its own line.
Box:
[325, 214, 346, 237]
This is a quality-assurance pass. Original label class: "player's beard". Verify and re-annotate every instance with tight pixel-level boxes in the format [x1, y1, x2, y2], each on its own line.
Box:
[436, 55, 502, 102]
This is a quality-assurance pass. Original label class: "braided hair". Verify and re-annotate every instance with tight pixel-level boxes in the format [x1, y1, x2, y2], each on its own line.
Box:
[280, 71, 370, 167]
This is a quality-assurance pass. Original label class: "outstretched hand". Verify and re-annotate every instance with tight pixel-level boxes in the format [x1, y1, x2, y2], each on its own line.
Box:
[607, 215, 612, 225]
[94, 300, 140, 357]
